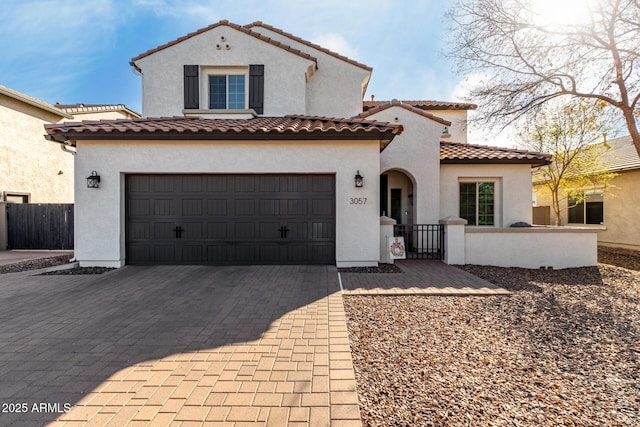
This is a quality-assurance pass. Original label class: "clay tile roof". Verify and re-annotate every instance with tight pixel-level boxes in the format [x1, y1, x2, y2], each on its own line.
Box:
[44, 115, 403, 150]
[358, 100, 451, 126]
[245, 21, 372, 72]
[363, 100, 477, 111]
[54, 103, 141, 118]
[440, 141, 551, 165]
[131, 20, 317, 68]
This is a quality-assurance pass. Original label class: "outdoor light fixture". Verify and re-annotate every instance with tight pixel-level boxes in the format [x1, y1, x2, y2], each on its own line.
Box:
[86, 171, 101, 188]
[355, 170, 364, 188]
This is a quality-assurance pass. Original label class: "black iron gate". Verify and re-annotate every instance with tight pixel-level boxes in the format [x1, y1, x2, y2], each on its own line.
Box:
[6, 204, 74, 250]
[393, 224, 445, 260]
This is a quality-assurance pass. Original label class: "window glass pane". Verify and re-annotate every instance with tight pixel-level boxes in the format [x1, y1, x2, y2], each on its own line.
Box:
[209, 75, 226, 109]
[585, 193, 603, 224]
[459, 183, 477, 225]
[478, 182, 494, 225]
[228, 75, 245, 109]
[568, 197, 584, 223]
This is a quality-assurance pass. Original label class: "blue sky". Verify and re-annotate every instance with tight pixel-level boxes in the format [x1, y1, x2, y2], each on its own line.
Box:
[1, 0, 462, 115]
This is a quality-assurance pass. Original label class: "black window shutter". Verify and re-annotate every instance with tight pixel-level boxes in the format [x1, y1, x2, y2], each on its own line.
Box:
[184, 65, 199, 109]
[249, 64, 264, 114]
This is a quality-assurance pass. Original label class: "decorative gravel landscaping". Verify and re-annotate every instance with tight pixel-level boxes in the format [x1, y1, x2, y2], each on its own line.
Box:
[39, 267, 114, 275]
[338, 264, 404, 274]
[0, 254, 73, 274]
[345, 262, 640, 426]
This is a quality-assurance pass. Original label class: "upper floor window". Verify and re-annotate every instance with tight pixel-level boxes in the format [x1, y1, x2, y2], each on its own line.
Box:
[460, 181, 495, 226]
[184, 64, 263, 114]
[209, 74, 246, 109]
[568, 190, 603, 224]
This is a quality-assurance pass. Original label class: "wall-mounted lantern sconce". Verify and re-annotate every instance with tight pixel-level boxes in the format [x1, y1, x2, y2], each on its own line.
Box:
[355, 170, 364, 188]
[86, 171, 101, 188]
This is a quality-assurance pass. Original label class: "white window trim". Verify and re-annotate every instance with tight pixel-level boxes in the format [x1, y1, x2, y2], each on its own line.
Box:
[199, 66, 249, 111]
[458, 178, 501, 227]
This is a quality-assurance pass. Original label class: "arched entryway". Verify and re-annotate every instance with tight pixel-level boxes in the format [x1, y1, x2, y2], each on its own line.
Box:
[380, 169, 416, 225]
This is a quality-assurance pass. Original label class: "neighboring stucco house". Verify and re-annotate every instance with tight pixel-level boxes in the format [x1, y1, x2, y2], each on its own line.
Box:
[0, 86, 140, 204]
[533, 135, 640, 250]
[44, 20, 598, 269]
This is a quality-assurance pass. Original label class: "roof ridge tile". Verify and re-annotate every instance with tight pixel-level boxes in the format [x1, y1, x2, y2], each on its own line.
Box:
[131, 20, 318, 68]
[245, 21, 372, 72]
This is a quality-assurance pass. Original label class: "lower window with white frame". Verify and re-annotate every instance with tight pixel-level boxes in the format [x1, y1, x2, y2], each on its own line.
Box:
[459, 181, 495, 226]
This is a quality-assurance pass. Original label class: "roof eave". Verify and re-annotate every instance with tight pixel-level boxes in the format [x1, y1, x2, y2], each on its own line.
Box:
[440, 158, 551, 166]
[45, 129, 400, 145]
[0, 86, 73, 119]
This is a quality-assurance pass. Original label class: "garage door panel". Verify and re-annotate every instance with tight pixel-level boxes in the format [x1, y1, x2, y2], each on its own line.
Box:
[312, 222, 334, 239]
[181, 175, 203, 192]
[154, 199, 177, 216]
[182, 221, 203, 238]
[153, 176, 176, 192]
[182, 199, 203, 216]
[154, 244, 176, 263]
[287, 221, 309, 239]
[312, 244, 335, 264]
[206, 199, 228, 216]
[234, 175, 256, 192]
[129, 221, 151, 240]
[207, 222, 228, 239]
[126, 174, 335, 265]
[129, 199, 152, 216]
[235, 199, 256, 216]
[206, 175, 229, 192]
[312, 198, 334, 216]
[259, 222, 281, 239]
[154, 222, 177, 239]
[182, 244, 205, 263]
[207, 244, 229, 263]
[234, 222, 256, 239]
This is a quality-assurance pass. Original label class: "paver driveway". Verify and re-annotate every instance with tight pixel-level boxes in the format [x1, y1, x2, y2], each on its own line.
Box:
[0, 265, 361, 426]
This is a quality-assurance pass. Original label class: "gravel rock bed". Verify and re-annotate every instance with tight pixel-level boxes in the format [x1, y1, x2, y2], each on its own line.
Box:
[344, 263, 639, 426]
[0, 255, 74, 274]
[338, 264, 404, 274]
[599, 246, 640, 271]
[39, 267, 114, 275]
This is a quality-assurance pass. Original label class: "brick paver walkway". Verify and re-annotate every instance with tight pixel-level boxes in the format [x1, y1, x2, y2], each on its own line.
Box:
[340, 260, 510, 295]
[0, 265, 361, 426]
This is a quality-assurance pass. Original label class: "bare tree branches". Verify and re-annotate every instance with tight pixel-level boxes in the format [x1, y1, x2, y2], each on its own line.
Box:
[447, 0, 640, 155]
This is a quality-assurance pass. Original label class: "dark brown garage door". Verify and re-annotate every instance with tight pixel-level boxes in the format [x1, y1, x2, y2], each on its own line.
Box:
[126, 174, 335, 265]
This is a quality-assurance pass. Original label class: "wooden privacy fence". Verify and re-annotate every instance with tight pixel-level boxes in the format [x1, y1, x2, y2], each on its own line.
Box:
[6, 204, 74, 250]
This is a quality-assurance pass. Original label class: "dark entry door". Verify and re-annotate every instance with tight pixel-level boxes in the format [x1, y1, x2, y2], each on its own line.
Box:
[126, 174, 335, 265]
[390, 188, 402, 224]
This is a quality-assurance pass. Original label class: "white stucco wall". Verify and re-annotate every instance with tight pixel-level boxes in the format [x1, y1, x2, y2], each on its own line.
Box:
[464, 227, 598, 269]
[366, 106, 444, 224]
[73, 139, 380, 267]
[248, 25, 370, 118]
[0, 95, 74, 203]
[135, 25, 315, 118]
[430, 110, 468, 143]
[440, 163, 534, 227]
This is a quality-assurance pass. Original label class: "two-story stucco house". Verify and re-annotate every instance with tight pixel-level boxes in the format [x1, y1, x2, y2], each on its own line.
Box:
[44, 20, 599, 269]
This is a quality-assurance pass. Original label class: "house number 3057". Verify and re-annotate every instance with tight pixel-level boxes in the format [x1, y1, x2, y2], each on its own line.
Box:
[349, 197, 367, 205]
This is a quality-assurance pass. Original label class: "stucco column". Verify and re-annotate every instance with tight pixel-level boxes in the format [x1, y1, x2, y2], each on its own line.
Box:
[380, 215, 397, 264]
[439, 215, 467, 265]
